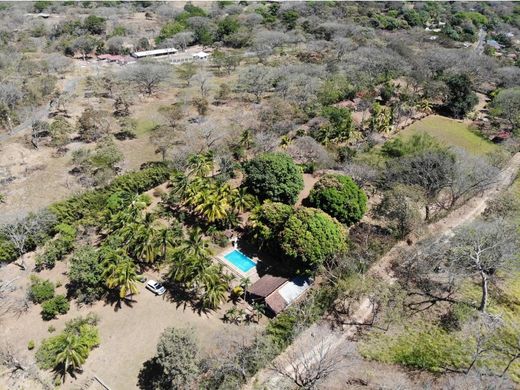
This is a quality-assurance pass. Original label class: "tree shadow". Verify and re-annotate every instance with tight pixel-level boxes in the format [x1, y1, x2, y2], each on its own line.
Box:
[161, 281, 212, 317]
[103, 292, 136, 311]
[137, 358, 160, 390]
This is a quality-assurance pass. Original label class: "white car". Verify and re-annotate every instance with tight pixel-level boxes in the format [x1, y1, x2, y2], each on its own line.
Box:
[146, 280, 166, 296]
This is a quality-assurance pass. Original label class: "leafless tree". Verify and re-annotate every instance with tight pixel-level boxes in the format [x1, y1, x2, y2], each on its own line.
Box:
[270, 338, 344, 389]
[191, 71, 212, 97]
[237, 65, 273, 103]
[122, 61, 170, 95]
[1, 211, 56, 270]
[447, 219, 519, 313]
[287, 136, 333, 168]
[443, 149, 500, 210]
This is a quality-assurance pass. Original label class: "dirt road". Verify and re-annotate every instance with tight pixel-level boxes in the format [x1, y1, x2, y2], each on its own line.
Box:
[248, 152, 520, 389]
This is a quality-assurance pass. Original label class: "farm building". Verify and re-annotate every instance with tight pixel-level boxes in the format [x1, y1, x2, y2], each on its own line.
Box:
[131, 47, 178, 59]
[248, 274, 312, 316]
[192, 51, 210, 60]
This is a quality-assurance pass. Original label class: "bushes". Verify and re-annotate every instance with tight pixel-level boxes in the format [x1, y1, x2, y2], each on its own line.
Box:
[50, 164, 170, 226]
[28, 276, 55, 304]
[41, 295, 70, 320]
[35, 224, 77, 270]
[36, 314, 100, 371]
[243, 153, 303, 205]
[28, 276, 70, 320]
[360, 322, 472, 372]
[305, 174, 367, 226]
[68, 246, 105, 304]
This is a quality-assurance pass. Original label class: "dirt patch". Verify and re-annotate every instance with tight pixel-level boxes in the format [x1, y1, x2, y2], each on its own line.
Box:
[0, 253, 260, 390]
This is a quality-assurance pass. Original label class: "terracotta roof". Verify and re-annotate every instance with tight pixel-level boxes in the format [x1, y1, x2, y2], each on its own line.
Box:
[248, 274, 288, 298]
[265, 291, 287, 315]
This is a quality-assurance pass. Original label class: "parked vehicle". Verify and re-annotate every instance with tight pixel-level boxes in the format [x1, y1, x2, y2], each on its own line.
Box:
[146, 280, 166, 296]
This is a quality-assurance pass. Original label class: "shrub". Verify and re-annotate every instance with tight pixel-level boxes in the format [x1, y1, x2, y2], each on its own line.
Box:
[41, 295, 70, 320]
[68, 246, 105, 304]
[280, 207, 348, 272]
[305, 174, 367, 226]
[243, 153, 303, 205]
[35, 224, 77, 270]
[28, 276, 55, 304]
[36, 315, 100, 370]
[28, 340, 35, 350]
[359, 322, 471, 372]
[48, 325, 56, 333]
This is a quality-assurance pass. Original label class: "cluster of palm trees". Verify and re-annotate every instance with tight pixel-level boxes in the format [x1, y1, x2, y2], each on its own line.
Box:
[99, 194, 182, 300]
[170, 152, 257, 226]
[100, 190, 233, 310]
[168, 227, 231, 310]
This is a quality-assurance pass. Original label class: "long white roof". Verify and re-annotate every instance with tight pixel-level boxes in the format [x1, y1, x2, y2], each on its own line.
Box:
[132, 47, 178, 58]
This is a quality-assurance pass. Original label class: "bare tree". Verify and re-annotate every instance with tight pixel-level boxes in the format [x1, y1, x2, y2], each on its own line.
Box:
[448, 219, 519, 313]
[287, 136, 332, 168]
[1, 211, 56, 270]
[237, 65, 273, 103]
[122, 61, 170, 95]
[270, 338, 344, 389]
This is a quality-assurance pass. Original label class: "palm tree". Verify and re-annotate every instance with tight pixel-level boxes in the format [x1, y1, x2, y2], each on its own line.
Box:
[181, 227, 213, 259]
[187, 152, 214, 178]
[194, 190, 230, 223]
[230, 188, 256, 214]
[279, 135, 292, 149]
[55, 333, 89, 379]
[200, 265, 230, 309]
[157, 226, 181, 260]
[248, 302, 265, 323]
[102, 251, 140, 299]
[169, 171, 190, 201]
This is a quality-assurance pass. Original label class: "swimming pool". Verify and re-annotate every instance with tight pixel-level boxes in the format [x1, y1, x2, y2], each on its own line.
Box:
[223, 250, 256, 273]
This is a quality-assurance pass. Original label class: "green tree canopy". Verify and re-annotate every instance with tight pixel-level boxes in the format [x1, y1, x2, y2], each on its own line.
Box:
[305, 174, 367, 226]
[280, 207, 347, 272]
[138, 327, 200, 390]
[443, 73, 478, 119]
[243, 153, 303, 205]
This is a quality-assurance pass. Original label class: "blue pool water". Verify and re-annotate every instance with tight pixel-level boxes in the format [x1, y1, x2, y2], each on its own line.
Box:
[224, 250, 256, 273]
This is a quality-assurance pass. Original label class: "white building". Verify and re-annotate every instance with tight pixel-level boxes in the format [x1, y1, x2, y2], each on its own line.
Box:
[131, 47, 178, 59]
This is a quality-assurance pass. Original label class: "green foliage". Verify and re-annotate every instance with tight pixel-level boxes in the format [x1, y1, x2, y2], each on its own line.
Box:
[317, 76, 356, 106]
[156, 21, 185, 43]
[243, 153, 303, 205]
[0, 237, 17, 263]
[50, 164, 169, 226]
[41, 295, 70, 320]
[29, 276, 55, 304]
[83, 15, 106, 35]
[280, 207, 348, 272]
[28, 340, 35, 350]
[311, 106, 354, 144]
[36, 315, 100, 372]
[249, 201, 294, 249]
[217, 16, 240, 40]
[360, 322, 472, 372]
[34, 1, 51, 12]
[68, 246, 105, 304]
[35, 224, 77, 270]
[138, 327, 200, 390]
[305, 174, 367, 226]
[443, 74, 478, 119]
[381, 133, 441, 158]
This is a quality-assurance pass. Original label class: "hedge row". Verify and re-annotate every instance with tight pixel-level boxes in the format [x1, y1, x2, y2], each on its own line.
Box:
[0, 163, 170, 264]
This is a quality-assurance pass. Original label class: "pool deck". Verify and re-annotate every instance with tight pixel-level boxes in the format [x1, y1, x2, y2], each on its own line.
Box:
[215, 247, 260, 283]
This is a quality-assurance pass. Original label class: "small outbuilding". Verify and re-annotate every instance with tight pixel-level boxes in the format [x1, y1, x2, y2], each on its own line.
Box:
[248, 274, 312, 316]
[192, 51, 210, 60]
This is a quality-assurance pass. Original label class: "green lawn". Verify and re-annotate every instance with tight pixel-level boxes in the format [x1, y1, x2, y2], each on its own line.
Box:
[134, 118, 157, 137]
[399, 115, 498, 155]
